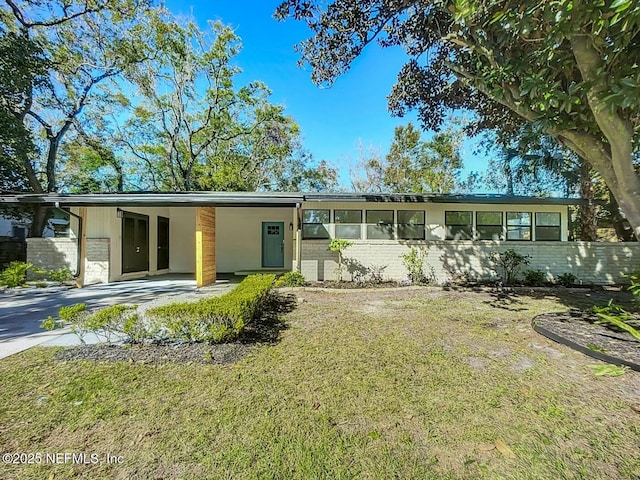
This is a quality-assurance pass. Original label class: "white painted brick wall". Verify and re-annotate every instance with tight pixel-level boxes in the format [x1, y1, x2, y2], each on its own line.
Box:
[26, 238, 77, 273]
[26, 237, 110, 285]
[301, 240, 640, 285]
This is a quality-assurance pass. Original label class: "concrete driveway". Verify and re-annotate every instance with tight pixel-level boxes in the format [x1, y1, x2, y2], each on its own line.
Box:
[0, 274, 199, 359]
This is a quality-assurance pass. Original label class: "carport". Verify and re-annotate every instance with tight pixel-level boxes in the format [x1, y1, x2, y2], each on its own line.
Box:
[0, 192, 304, 288]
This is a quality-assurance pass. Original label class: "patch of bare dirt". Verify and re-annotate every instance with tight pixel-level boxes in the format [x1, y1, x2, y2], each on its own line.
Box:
[534, 310, 640, 370]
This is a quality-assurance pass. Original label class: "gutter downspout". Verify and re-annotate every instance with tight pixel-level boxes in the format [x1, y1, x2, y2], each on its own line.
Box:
[55, 202, 82, 278]
[295, 203, 302, 272]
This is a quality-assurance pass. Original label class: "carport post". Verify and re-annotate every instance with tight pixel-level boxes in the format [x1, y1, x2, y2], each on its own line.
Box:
[195, 207, 216, 288]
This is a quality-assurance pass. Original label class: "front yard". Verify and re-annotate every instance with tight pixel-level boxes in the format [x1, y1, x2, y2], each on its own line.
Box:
[0, 287, 638, 479]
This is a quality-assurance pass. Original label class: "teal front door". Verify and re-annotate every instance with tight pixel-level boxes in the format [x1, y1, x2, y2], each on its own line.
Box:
[262, 222, 284, 268]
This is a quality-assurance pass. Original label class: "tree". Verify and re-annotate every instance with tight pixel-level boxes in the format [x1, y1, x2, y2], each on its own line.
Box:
[276, 0, 640, 239]
[0, 31, 45, 191]
[350, 122, 464, 193]
[1, 0, 151, 234]
[122, 10, 337, 194]
[2, 0, 150, 192]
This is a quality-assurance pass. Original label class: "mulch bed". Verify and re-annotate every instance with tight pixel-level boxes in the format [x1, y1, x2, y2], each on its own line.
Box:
[305, 281, 405, 289]
[533, 310, 640, 370]
[52, 292, 296, 365]
[54, 342, 254, 365]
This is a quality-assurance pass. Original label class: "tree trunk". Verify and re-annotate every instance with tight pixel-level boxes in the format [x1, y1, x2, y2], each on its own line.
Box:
[578, 160, 598, 241]
[29, 206, 49, 238]
[608, 189, 635, 242]
[46, 136, 59, 192]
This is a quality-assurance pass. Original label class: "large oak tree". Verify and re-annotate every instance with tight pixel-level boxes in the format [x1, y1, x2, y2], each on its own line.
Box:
[277, 0, 640, 239]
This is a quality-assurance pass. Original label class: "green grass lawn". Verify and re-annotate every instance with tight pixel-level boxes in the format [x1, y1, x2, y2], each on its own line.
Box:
[1, 288, 639, 479]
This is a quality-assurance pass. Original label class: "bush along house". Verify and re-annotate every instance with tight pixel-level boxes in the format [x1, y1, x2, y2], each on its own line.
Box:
[1, 191, 638, 287]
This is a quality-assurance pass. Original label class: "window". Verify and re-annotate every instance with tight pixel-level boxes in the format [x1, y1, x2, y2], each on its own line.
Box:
[535, 212, 561, 241]
[334, 209, 362, 239]
[476, 211, 503, 240]
[507, 212, 531, 240]
[366, 210, 394, 239]
[398, 210, 425, 240]
[302, 209, 330, 239]
[11, 225, 27, 241]
[445, 211, 472, 240]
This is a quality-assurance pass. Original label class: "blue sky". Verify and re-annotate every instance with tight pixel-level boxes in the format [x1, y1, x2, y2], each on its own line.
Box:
[164, 0, 489, 188]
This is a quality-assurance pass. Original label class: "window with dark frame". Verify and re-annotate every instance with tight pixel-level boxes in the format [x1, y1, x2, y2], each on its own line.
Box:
[506, 212, 532, 240]
[398, 210, 425, 240]
[302, 209, 330, 239]
[366, 210, 394, 239]
[535, 212, 561, 241]
[445, 211, 473, 240]
[476, 211, 503, 241]
[334, 209, 362, 239]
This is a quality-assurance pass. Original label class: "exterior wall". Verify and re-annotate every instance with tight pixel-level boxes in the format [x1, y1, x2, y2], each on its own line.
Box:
[195, 207, 216, 287]
[85, 239, 110, 285]
[73, 206, 196, 282]
[169, 207, 196, 273]
[298, 201, 635, 285]
[26, 238, 77, 273]
[301, 240, 640, 285]
[215, 207, 294, 272]
[299, 201, 569, 241]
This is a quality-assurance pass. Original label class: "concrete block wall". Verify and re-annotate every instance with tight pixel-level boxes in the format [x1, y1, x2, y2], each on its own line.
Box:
[26, 238, 77, 273]
[85, 239, 110, 285]
[301, 240, 640, 285]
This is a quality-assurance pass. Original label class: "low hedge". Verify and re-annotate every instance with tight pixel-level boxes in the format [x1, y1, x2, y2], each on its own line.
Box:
[145, 274, 275, 343]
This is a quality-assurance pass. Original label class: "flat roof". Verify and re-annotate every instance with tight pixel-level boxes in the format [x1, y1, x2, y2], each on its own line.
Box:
[0, 191, 585, 206]
[0, 192, 304, 207]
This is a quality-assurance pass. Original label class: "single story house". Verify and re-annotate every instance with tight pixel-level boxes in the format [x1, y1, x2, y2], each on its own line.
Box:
[0, 191, 638, 286]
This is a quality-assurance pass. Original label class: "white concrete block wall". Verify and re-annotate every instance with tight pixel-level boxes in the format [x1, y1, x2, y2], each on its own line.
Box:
[300, 240, 640, 285]
[26, 238, 78, 273]
[85, 239, 110, 285]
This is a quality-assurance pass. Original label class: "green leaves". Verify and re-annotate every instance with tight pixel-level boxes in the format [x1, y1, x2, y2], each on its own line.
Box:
[610, 0, 632, 13]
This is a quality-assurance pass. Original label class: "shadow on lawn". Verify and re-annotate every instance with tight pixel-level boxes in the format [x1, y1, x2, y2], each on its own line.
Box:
[240, 292, 297, 345]
[481, 286, 637, 313]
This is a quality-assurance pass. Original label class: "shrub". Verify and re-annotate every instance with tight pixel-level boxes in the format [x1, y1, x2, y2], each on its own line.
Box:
[0, 261, 34, 288]
[58, 303, 89, 343]
[146, 274, 275, 343]
[491, 249, 530, 285]
[121, 313, 150, 344]
[275, 270, 306, 287]
[523, 269, 546, 286]
[593, 300, 640, 340]
[627, 270, 640, 303]
[41, 316, 64, 331]
[401, 247, 433, 285]
[83, 304, 138, 343]
[556, 272, 577, 287]
[367, 264, 387, 284]
[48, 268, 73, 284]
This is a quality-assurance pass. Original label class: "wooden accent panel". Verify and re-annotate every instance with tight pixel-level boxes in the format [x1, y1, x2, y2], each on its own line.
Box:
[195, 207, 216, 287]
